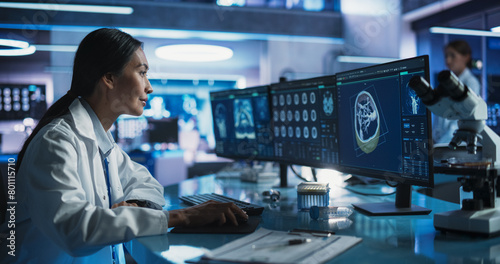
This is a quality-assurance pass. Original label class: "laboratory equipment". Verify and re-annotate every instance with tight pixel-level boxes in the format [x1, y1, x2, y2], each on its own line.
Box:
[409, 70, 500, 236]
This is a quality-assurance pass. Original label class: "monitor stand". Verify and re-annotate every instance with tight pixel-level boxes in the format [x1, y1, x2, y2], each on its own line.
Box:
[352, 183, 432, 216]
[274, 163, 295, 188]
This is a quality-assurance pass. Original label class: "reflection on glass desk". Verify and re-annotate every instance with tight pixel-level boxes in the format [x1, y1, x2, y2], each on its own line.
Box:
[125, 174, 500, 264]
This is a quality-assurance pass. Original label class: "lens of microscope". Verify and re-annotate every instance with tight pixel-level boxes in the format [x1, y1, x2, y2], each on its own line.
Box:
[438, 70, 467, 101]
[409, 76, 435, 105]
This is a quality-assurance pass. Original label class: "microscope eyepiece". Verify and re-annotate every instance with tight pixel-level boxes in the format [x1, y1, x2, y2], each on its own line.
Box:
[408, 76, 436, 105]
[437, 70, 468, 101]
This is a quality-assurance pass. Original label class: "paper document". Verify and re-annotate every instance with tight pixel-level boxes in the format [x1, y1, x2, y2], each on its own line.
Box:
[202, 228, 362, 264]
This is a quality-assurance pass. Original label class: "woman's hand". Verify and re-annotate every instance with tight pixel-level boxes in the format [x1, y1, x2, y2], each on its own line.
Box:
[168, 200, 248, 227]
[111, 201, 139, 209]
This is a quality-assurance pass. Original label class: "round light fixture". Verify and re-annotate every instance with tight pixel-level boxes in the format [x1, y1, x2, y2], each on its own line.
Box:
[0, 39, 36, 56]
[155, 44, 233, 62]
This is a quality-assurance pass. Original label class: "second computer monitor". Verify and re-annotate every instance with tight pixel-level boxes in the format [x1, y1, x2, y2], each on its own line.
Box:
[270, 75, 339, 169]
[210, 85, 274, 161]
[336, 55, 433, 215]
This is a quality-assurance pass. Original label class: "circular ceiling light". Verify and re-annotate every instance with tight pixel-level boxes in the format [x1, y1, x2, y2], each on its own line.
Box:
[0, 39, 36, 56]
[155, 44, 233, 62]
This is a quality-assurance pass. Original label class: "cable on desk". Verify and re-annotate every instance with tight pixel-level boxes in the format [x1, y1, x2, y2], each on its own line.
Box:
[311, 168, 318, 182]
[290, 165, 310, 182]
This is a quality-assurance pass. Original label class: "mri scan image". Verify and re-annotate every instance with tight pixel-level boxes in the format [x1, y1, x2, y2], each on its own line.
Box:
[404, 80, 425, 115]
[255, 96, 270, 120]
[215, 103, 228, 138]
[407, 88, 420, 115]
[354, 90, 380, 154]
[234, 99, 256, 139]
[323, 90, 334, 116]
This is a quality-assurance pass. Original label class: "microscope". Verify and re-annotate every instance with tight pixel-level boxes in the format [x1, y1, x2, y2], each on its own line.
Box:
[409, 71, 500, 236]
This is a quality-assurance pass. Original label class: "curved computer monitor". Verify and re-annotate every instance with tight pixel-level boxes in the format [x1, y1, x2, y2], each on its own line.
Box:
[270, 75, 339, 169]
[336, 55, 434, 215]
[210, 85, 274, 161]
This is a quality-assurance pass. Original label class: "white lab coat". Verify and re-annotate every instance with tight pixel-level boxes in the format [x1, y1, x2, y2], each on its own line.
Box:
[2, 99, 169, 263]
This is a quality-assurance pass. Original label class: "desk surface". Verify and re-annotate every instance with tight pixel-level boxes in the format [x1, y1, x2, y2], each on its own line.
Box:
[125, 173, 500, 264]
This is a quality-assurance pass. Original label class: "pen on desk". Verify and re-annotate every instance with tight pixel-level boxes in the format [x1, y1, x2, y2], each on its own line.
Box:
[252, 238, 312, 250]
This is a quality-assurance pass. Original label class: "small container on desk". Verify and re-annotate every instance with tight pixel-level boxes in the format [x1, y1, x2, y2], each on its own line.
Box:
[297, 182, 329, 211]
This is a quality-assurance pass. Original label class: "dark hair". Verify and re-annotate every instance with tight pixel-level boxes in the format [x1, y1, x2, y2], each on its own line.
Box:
[446, 40, 473, 68]
[16, 28, 142, 170]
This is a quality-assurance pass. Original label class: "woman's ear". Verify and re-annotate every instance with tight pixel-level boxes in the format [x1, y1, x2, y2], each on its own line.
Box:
[101, 73, 115, 89]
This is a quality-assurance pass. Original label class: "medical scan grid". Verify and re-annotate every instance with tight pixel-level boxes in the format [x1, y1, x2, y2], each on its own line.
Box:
[270, 76, 339, 169]
[336, 56, 432, 185]
[209, 86, 274, 160]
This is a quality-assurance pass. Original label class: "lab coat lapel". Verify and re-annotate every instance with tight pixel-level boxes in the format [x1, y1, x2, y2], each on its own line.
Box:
[68, 99, 110, 208]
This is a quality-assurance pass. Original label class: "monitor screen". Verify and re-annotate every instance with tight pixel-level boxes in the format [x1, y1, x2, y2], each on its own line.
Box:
[336, 55, 433, 215]
[270, 76, 339, 169]
[210, 86, 274, 160]
[148, 118, 179, 144]
[0, 84, 47, 120]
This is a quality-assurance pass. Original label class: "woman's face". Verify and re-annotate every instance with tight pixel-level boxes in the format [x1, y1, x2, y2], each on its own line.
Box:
[111, 47, 153, 116]
[445, 47, 469, 76]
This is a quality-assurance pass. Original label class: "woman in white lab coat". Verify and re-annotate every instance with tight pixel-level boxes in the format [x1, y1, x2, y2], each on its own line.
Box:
[3, 28, 247, 263]
[432, 39, 482, 144]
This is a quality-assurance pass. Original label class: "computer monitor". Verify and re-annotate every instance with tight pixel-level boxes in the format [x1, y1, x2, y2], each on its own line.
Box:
[270, 76, 339, 169]
[147, 118, 179, 144]
[336, 55, 434, 215]
[210, 85, 274, 161]
[0, 84, 47, 120]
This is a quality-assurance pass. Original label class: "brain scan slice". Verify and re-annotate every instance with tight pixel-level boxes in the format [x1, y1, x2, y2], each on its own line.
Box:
[302, 109, 308, 122]
[311, 126, 317, 139]
[302, 92, 308, 105]
[303, 126, 309, 138]
[354, 91, 380, 154]
[280, 94, 286, 106]
[287, 110, 293, 122]
[310, 92, 316, 104]
[323, 91, 334, 116]
[311, 109, 317, 122]
[234, 99, 256, 139]
[215, 103, 228, 138]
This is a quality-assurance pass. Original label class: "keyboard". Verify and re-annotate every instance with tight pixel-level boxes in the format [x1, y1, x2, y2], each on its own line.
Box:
[179, 193, 264, 216]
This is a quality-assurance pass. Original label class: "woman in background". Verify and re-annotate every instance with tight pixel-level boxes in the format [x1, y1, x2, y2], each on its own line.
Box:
[3, 28, 247, 263]
[433, 39, 482, 144]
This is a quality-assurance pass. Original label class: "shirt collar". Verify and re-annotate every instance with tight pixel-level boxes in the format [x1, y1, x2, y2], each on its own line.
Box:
[80, 99, 115, 158]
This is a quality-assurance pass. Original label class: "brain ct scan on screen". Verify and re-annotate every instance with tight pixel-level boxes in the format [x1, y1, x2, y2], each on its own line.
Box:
[270, 76, 339, 168]
[336, 55, 432, 187]
[354, 90, 380, 154]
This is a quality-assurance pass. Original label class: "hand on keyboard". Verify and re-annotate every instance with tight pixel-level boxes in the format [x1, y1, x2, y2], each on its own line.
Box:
[179, 193, 265, 216]
[168, 200, 249, 228]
